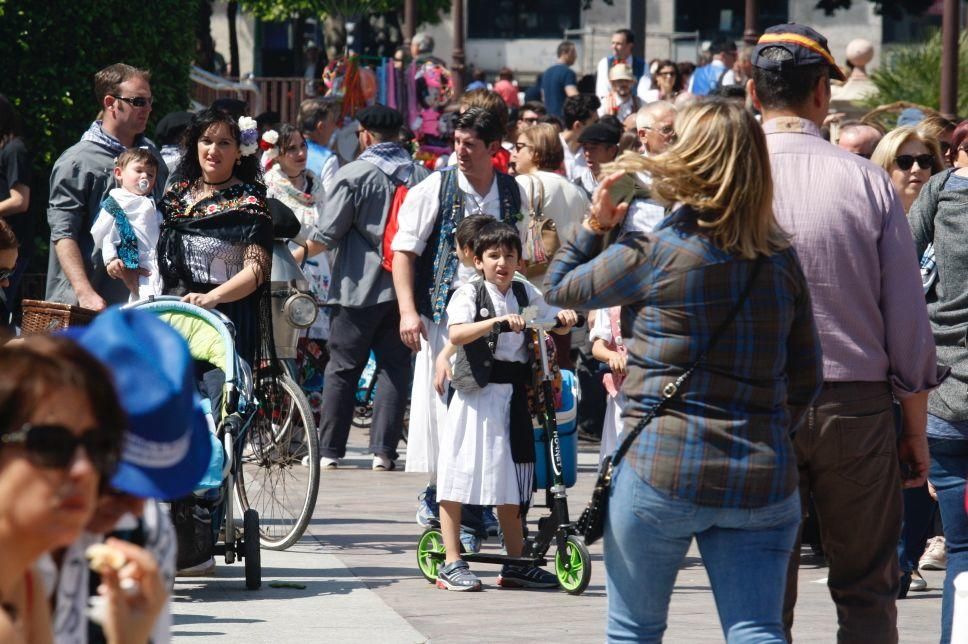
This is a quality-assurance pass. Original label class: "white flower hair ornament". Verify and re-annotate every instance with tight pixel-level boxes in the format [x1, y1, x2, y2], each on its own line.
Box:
[259, 129, 280, 162]
[238, 116, 259, 156]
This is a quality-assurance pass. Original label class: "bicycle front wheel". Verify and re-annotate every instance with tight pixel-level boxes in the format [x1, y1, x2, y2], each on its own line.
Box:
[237, 373, 320, 550]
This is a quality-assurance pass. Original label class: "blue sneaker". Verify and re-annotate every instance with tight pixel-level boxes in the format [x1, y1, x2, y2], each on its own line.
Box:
[482, 507, 500, 537]
[459, 530, 481, 554]
[416, 486, 439, 527]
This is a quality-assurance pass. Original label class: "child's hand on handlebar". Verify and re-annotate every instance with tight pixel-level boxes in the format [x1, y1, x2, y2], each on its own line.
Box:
[556, 309, 579, 330]
[503, 314, 526, 333]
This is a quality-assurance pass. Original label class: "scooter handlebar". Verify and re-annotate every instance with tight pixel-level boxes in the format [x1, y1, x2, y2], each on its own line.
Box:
[492, 314, 586, 334]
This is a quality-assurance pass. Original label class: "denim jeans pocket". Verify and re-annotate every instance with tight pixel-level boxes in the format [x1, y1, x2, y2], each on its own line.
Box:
[835, 407, 894, 487]
[629, 470, 699, 529]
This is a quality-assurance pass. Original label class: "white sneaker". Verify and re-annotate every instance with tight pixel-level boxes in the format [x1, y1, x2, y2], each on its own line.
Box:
[920, 536, 947, 570]
[302, 455, 340, 468]
[177, 557, 216, 577]
[372, 455, 396, 471]
[910, 570, 928, 592]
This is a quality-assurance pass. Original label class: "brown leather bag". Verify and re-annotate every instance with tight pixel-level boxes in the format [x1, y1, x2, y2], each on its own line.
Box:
[522, 176, 560, 279]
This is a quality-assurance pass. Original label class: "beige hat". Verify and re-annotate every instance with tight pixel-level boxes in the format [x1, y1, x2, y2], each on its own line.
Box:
[608, 63, 635, 83]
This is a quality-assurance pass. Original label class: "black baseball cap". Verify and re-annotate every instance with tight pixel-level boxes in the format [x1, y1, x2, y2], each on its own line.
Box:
[751, 23, 847, 82]
[578, 122, 621, 146]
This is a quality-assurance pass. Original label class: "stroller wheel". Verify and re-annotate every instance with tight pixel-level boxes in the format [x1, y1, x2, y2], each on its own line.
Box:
[416, 527, 445, 583]
[555, 535, 591, 595]
[243, 509, 262, 590]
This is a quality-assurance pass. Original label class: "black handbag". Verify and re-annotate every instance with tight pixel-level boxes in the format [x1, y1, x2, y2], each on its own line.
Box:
[577, 256, 765, 545]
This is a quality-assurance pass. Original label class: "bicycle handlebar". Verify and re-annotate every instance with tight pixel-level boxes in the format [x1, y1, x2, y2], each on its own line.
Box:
[492, 314, 586, 334]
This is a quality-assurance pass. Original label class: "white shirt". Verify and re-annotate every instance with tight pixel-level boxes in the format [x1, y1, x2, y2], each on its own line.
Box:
[595, 57, 653, 102]
[598, 94, 639, 122]
[560, 134, 587, 182]
[515, 170, 589, 245]
[392, 170, 529, 287]
[91, 187, 161, 268]
[446, 279, 558, 363]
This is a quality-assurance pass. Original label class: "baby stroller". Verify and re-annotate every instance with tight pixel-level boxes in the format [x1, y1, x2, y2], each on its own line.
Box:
[129, 296, 320, 588]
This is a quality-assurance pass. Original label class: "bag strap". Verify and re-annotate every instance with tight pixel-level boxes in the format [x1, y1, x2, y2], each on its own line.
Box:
[609, 255, 765, 470]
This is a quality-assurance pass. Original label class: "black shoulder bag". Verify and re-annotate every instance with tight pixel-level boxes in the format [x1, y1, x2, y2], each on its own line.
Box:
[577, 256, 765, 545]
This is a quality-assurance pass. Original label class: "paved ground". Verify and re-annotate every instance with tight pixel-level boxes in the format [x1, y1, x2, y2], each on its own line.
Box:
[173, 430, 944, 642]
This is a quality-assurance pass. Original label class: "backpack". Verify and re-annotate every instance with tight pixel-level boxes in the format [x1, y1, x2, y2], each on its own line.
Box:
[380, 181, 410, 272]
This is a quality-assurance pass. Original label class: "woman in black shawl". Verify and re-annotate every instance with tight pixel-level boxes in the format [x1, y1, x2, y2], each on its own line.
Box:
[158, 108, 274, 369]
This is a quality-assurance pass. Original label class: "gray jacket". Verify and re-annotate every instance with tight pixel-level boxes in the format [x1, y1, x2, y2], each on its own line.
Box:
[317, 157, 429, 308]
[908, 169, 968, 421]
[45, 139, 167, 305]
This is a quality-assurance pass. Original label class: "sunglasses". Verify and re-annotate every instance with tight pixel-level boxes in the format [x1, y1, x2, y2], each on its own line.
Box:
[656, 71, 676, 77]
[0, 267, 13, 281]
[513, 142, 531, 151]
[895, 154, 935, 171]
[111, 95, 153, 108]
[2, 424, 118, 475]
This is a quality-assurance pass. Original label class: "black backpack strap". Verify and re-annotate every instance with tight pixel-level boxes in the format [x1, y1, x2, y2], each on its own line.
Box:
[510, 280, 529, 311]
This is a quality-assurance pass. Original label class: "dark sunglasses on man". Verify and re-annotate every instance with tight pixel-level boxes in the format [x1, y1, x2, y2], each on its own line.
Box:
[111, 95, 153, 108]
[1, 423, 119, 475]
[894, 154, 935, 171]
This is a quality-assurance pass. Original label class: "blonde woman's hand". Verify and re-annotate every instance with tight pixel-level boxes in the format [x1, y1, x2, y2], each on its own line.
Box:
[586, 171, 630, 233]
[96, 538, 167, 644]
[182, 291, 221, 309]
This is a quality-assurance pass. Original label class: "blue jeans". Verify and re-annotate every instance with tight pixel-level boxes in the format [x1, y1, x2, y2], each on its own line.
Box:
[604, 462, 801, 643]
[927, 434, 968, 644]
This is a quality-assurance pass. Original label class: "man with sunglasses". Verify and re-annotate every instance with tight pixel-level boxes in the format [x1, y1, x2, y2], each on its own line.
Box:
[635, 101, 677, 156]
[46, 63, 167, 311]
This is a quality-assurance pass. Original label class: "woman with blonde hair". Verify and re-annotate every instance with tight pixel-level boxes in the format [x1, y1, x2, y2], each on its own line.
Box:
[545, 98, 822, 642]
[871, 126, 943, 213]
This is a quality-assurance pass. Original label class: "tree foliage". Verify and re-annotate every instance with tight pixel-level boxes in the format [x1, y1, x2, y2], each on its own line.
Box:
[0, 0, 198, 273]
[0, 0, 197, 167]
[815, 0, 934, 19]
[864, 30, 968, 116]
[239, 0, 450, 26]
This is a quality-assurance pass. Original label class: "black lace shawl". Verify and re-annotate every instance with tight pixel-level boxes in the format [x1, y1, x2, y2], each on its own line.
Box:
[158, 181, 276, 372]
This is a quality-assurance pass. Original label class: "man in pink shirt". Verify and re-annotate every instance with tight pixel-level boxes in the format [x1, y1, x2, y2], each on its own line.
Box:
[750, 23, 945, 644]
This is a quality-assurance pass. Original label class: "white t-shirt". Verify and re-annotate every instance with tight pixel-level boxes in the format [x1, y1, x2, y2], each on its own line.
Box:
[391, 170, 529, 288]
[560, 134, 587, 182]
[446, 279, 558, 363]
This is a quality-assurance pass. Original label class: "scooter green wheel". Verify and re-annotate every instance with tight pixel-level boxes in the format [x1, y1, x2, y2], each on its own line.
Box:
[555, 535, 592, 595]
[417, 527, 445, 583]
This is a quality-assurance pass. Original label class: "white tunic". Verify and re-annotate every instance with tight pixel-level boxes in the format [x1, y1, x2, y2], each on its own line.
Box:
[590, 308, 626, 463]
[436, 280, 558, 505]
[90, 187, 164, 301]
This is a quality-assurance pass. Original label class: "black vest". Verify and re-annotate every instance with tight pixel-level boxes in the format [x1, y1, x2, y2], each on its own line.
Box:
[451, 280, 529, 392]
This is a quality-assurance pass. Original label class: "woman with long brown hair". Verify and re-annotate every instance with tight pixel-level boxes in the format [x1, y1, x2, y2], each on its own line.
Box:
[545, 99, 822, 641]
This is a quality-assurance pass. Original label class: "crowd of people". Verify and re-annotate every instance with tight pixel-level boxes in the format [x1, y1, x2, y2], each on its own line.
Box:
[0, 18, 965, 644]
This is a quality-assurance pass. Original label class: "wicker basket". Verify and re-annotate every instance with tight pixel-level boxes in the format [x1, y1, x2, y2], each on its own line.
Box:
[21, 299, 97, 336]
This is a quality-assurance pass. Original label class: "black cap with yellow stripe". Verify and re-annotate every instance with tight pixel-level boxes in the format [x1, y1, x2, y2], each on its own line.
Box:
[751, 24, 847, 82]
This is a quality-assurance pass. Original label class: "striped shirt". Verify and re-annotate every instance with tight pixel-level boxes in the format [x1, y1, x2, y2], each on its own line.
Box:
[544, 210, 823, 508]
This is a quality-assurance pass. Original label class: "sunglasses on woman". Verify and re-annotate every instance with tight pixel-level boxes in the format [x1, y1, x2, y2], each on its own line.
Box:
[1, 424, 118, 475]
[895, 154, 934, 171]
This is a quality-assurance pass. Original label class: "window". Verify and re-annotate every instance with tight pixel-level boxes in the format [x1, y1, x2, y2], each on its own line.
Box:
[675, 0, 788, 41]
[467, 0, 581, 40]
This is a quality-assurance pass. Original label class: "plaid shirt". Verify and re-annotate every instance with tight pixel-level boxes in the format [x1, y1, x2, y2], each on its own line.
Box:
[544, 209, 823, 508]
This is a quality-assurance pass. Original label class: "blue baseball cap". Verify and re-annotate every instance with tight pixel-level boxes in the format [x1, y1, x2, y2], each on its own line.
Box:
[64, 307, 212, 500]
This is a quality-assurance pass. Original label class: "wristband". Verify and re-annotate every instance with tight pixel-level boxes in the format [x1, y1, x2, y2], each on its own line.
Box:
[585, 215, 614, 234]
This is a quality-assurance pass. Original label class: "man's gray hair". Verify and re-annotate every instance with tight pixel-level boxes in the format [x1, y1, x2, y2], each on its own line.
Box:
[413, 33, 435, 54]
[636, 101, 676, 131]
